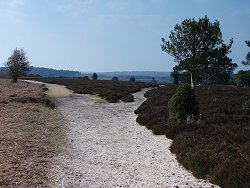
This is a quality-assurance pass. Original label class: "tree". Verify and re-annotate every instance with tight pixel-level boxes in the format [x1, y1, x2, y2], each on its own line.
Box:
[235, 70, 250, 86]
[171, 66, 180, 85]
[5, 48, 30, 83]
[92, 72, 98, 80]
[242, 40, 250, 65]
[129, 76, 135, 82]
[161, 16, 237, 88]
[112, 76, 119, 81]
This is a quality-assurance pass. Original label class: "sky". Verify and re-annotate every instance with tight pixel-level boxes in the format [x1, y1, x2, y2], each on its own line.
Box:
[0, 0, 249, 72]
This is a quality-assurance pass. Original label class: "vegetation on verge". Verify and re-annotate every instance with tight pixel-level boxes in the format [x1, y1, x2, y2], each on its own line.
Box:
[25, 77, 155, 103]
[135, 85, 250, 188]
[0, 79, 64, 187]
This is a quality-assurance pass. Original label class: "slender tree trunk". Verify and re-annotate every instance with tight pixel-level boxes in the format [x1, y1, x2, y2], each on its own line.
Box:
[190, 73, 194, 89]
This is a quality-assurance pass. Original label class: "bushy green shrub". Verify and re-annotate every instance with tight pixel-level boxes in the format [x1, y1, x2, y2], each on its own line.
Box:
[168, 83, 198, 120]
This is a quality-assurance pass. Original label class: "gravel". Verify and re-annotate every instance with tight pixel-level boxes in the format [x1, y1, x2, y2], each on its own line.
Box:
[37, 82, 219, 188]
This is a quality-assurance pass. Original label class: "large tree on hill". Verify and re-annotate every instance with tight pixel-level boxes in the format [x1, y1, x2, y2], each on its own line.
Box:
[242, 40, 250, 65]
[5, 48, 30, 83]
[161, 16, 237, 88]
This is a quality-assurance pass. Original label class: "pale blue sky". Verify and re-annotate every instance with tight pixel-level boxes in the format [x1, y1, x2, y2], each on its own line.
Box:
[0, 0, 249, 72]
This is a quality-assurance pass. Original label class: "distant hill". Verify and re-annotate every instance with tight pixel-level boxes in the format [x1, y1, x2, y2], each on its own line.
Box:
[29, 66, 83, 77]
[0, 67, 171, 83]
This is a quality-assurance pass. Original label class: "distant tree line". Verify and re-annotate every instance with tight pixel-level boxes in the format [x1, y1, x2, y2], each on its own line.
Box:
[29, 66, 83, 77]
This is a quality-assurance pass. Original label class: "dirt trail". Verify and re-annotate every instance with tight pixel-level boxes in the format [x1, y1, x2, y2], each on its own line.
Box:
[26, 81, 219, 188]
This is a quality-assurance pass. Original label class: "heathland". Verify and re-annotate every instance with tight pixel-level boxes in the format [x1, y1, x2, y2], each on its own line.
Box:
[1, 77, 249, 187]
[0, 79, 63, 187]
[135, 84, 250, 188]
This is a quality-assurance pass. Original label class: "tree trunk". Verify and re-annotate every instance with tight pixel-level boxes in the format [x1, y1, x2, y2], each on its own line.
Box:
[12, 74, 18, 83]
[190, 73, 194, 89]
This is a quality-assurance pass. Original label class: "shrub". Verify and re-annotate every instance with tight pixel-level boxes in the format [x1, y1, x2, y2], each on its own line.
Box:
[112, 76, 119, 81]
[168, 83, 198, 120]
[129, 76, 135, 82]
[121, 94, 134, 102]
[83, 76, 89, 80]
[92, 73, 98, 80]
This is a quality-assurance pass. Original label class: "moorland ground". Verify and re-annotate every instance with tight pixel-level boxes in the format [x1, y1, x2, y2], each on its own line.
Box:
[0, 79, 64, 187]
[135, 84, 250, 188]
[24, 77, 155, 103]
[1, 77, 249, 187]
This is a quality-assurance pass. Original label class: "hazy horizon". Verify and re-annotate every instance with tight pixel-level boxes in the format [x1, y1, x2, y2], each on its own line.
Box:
[0, 0, 249, 72]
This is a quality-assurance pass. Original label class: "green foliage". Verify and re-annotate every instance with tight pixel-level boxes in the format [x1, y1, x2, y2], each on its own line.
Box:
[5, 48, 30, 83]
[129, 76, 135, 82]
[92, 72, 98, 80]
[161, 16, 237, 86]
[171, 70, 179, 85]
[235, 70, 250, 86]
[112, 76, 119, 81]
[242, 40, 250, 66]
[168, 83, 198, 120]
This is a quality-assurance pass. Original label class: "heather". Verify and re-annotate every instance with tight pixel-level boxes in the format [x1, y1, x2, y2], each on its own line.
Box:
[135, 84, 250, 188]
[25, 77, 155, 103]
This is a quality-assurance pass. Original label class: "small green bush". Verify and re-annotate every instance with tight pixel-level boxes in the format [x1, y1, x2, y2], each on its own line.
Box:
[168, 83, 198, 120]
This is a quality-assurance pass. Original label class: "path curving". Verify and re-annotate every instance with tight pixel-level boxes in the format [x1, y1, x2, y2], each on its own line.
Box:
[29, 81, 219, 188]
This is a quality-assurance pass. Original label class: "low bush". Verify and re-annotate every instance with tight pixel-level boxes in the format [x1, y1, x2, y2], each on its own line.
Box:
[168, 83, 198, 120]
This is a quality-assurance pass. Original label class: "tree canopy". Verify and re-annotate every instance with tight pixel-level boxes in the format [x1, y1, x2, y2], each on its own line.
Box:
[242, 40, 250, 65]
[161, 16, 237, 87]
[92, 72, 98, 80]
[5, 48, 30, 83]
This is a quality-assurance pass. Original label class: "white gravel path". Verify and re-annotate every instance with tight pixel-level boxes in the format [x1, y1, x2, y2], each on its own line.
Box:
[24, 80, 219, 187]
[40, 84, 220, 188]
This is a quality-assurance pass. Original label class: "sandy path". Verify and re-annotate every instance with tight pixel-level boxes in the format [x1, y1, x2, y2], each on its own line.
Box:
[25, 81, 218, 188]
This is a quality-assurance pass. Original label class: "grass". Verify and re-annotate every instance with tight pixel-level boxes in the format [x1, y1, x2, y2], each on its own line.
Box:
[91, 94, 108, 104]
[24, 77, 156, 103]
[0, 79, 64, 187]
[135, 84, 250, 188]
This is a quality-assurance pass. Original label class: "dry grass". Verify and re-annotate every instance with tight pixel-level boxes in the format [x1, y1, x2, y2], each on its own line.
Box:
[0, 79, 43, 104]
[0, 79, 64, 188]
